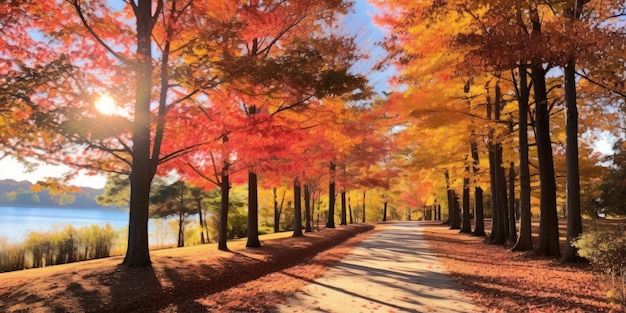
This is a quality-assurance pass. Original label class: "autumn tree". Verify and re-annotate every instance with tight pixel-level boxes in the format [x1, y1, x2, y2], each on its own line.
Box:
[0, 0, 239, 267]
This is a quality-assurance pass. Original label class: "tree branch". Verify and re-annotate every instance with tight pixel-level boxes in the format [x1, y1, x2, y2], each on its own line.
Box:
[67, 0, 131, 65]
[576, 71, 626, 98]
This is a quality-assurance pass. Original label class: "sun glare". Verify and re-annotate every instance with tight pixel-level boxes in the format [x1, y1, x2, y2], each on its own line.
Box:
[95, 95, 117, 115]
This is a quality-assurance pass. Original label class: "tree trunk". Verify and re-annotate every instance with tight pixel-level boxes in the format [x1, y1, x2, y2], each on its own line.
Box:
[508, 163, 517, 243]
[460, 175, 472, 233]
[340, 191, 347, 225]
[382, 201, 388, 222]
[196, 198, 207, 244]
[488, 141, 499, 243]
[471, 141, 486, 236]
[246, 172, 261, 248]
[361, 190, 366, 223]
[486, 82, 508, 245]
[446, 170, 461, 229]
[177, 212, 184, 247]
[293, 177, 303, 237]
[348, 193, 353, 224]
[218, 165, 230, 251]
[273, 187, 280, 233]
[473, 187, 485, 236]
[494, 143, 509, 245]
[122, 0, 154, 268]
[488, 143, 508, 244]
[326, 163, 336, 228]
[315, 191, 321, 231]
[449, 189, 461, 229]
[513, 64, 533, 251]
[560, 0, 586, 263]
[532, 60, 561, 257]
[446, 171, 461, 229]
[561, 59, 583, 262]
[304, 184, 313, 232]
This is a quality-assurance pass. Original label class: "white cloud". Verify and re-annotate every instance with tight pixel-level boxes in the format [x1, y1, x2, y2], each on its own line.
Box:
[0, 156, 106, 189]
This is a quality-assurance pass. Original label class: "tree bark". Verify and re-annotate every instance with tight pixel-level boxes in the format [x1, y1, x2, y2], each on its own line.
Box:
[560, 1, 585, 264]
[293, 177, 303, 237]
[460, 175, 472, 233]
[177, 212, 184, 247]
[273, 187, 280, 233]
[361, 189, 366, 223]
[473, 187, 485, 236]
[218, 163, 230, 251]
[246, 171, 261, 248]
[340, 191, 347, 225]
[304, 184, 313, 232]
[488, 144, 508, 244]
[532, 60, 561, 257]
[471, 141, 486, 236]
[493, 143, 509, 245]
[513, 64, 533, 251]
[122, 0, 154, 268]
[486, 82, 508, 245]
[445, 171, 460, 229]
[508, 163, 517, 243]
[382, 201, 388, 222]
[488, 141, 499, 243]
[194, 195, 208, 244]
[348, 193, 353, 224]
[326, 163, 336, 228]
[449, 189, 461, 229]
[437, 205, 441, 221]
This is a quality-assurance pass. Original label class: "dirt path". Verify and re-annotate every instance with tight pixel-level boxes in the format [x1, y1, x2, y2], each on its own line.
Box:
[274, 221, 477, 313]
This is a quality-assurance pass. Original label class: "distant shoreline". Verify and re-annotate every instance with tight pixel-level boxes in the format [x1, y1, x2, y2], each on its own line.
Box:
[0, 205, 127, 212]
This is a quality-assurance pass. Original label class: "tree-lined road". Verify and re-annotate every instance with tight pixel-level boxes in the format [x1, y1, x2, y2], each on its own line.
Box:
[275, 222, 477, 313]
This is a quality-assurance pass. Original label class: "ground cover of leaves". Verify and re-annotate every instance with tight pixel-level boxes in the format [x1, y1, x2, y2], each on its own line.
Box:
[0, 224, 375, 313]
[422, 221, 625, 313]
[2, 221, 624, 313]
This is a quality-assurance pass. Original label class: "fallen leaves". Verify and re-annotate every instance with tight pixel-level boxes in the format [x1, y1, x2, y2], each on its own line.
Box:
[0, 224, 374, 313]
[422, 222, 625, 313]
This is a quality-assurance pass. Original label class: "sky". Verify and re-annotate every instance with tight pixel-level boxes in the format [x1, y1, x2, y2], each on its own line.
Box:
[0, 157, 107, 189]
[0, 0, 392, 190]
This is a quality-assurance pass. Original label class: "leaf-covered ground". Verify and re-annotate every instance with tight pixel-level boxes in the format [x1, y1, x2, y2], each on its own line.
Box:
[0, 224, 375, 313]
[1, 221, 624, 312]
[422, 221, 625, 313]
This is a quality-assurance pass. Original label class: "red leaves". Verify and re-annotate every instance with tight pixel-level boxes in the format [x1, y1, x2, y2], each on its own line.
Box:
[424, 224, 622, 313]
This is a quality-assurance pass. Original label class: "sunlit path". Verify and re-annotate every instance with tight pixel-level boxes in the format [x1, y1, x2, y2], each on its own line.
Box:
[275, 221, 477, 313]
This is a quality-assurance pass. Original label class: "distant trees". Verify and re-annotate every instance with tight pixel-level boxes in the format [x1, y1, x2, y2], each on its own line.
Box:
[150, 181, 196, 248]
[0, 179, 104, 208]
[597, 141, 626, 217]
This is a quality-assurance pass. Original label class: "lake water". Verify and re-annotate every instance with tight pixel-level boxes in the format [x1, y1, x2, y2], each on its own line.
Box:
[0, 206, 129, 243]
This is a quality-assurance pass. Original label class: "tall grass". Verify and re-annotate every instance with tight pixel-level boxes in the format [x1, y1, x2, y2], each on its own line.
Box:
[0, 223, 119, 272]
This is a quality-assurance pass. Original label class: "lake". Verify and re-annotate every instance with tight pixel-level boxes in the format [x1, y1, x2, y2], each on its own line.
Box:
[0, 206, 129, 242]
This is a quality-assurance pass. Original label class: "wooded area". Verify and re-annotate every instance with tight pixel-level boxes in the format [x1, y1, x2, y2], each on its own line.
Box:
[0, 179, 107, 208]
[1, 0, 626, 305]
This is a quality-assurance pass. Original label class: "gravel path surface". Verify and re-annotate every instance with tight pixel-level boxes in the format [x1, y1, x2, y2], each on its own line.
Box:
[275, 221, 478, 313]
